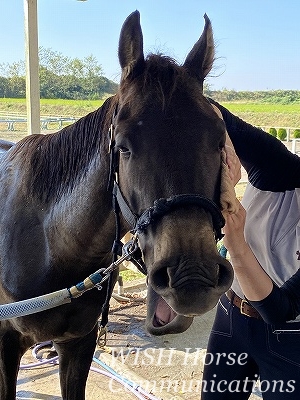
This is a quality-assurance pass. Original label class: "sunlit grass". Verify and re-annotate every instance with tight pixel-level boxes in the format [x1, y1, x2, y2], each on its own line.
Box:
[223, 102, 300, 127]
[223, 102, 300, 114]
[0, 98, 106, 118]
[0, 98, 105, 107]
[120, 269, 145, 282]
[39, 98, 104, 108]
[1, 98, 300, 127]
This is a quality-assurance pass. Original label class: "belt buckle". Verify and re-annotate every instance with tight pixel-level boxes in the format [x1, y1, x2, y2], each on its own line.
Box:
[240, 299, 249, 316]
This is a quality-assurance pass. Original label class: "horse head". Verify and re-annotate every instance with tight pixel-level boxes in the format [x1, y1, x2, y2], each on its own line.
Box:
[113, 11, 233, 335]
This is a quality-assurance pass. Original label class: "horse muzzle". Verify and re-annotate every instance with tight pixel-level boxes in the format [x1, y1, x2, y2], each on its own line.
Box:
[145, 254, 233, 335]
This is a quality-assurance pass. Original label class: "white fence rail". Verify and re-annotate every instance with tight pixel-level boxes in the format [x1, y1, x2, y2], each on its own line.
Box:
[0, 114, 77, 131]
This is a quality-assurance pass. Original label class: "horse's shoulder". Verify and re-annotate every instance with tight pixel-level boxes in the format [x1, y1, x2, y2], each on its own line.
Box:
[0, 136, 46, 204]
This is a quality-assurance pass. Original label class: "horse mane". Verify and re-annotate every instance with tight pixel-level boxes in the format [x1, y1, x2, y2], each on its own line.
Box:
[7, 96, 117, 203]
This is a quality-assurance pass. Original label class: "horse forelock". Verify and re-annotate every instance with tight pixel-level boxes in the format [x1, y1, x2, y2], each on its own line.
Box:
[7, 97, 116, 203]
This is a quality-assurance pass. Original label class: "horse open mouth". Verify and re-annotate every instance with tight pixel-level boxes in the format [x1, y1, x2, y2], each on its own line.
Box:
[145, 286, 194, 335]
[153, 297, 177, 327]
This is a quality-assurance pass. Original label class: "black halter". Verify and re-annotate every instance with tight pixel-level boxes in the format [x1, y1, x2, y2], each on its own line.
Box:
[113, 182, 225, 240]
[107, 105, 225, 274]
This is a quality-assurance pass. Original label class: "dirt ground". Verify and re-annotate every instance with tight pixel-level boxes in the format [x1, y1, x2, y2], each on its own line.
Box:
[17, 283, 262, 400]
[17, 288, 209, 400]
[16, 301, 213, 400]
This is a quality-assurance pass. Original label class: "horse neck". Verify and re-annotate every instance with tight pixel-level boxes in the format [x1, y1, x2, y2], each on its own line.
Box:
[14, 99, 119, 265]
[45, 105, 118, 262]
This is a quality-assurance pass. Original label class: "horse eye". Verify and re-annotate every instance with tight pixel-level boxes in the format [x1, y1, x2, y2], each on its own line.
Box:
[118, 147, 131, 157]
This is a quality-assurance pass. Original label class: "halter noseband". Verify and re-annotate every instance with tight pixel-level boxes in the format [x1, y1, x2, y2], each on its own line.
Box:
[113, 182, 225, 240]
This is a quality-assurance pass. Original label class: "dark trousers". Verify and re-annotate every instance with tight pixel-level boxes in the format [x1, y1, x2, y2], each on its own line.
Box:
[201, 294, 300, 399]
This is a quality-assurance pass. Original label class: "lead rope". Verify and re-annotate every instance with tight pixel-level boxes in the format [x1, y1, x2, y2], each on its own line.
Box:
[0, 242, 139, 321]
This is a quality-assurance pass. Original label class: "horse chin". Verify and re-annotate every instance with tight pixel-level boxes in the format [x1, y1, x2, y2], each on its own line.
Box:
[145, 286, 193, 336]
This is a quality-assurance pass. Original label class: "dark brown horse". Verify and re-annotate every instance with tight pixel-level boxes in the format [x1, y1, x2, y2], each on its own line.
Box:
[0, 11, 233, 399]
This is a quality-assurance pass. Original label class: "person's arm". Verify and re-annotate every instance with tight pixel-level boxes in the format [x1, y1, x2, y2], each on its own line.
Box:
[249, 280, 300, 325]
[209, 98, 300, 191]
[223, 201, 300, 324]
[216, 100, 300, 324]
[223, 202, 273, 301]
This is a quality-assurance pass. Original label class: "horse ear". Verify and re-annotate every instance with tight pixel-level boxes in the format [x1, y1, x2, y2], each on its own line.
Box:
[118, 10, 145, 81]
[183, 14, 215, 85]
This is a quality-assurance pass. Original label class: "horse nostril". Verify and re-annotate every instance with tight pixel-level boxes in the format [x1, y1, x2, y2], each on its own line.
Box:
[152, 267, 170, 290]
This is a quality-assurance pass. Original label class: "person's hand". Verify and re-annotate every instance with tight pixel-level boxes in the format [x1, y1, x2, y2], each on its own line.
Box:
[223, 200, 247, 256]
[211, 104, 241, 186]
[224, 137, 241, 186]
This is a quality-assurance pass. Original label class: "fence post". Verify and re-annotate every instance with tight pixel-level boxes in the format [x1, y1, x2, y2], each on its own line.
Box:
[24, 0, 40, 135]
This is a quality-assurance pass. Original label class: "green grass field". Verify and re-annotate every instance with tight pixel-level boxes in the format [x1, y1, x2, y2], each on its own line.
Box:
[1, 98, 300, 127]
[223, 103, 300, 113]
[0, 97, 106, 118]
[0, 98, 108, 142]
[223, 102, 300, 127]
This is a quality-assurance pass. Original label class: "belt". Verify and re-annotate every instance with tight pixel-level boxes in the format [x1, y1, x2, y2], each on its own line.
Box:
[226, 289, 262, 319]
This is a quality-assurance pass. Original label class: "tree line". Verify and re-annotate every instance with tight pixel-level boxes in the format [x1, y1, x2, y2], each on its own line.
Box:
[1, 50, 300, 103]
[0, 47, 118, 100]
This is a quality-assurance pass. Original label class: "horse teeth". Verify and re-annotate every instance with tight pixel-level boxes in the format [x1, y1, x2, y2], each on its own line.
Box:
[154, 315, 167, 327]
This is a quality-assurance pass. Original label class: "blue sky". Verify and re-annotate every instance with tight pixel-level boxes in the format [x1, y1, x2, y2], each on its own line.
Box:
[1, 0, 300, 91]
